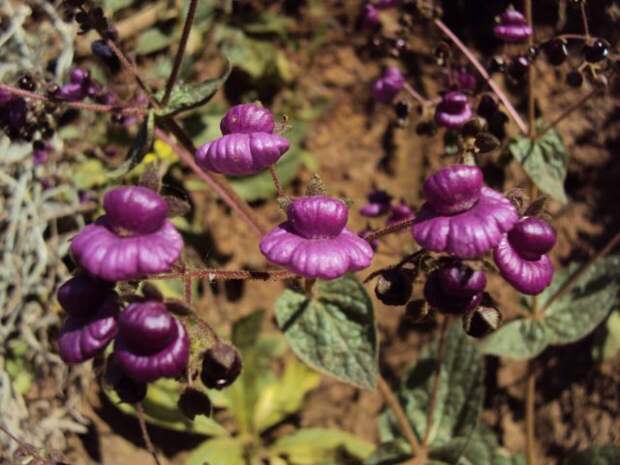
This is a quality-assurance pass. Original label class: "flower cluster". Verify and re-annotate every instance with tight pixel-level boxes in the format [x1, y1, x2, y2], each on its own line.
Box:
[493, 7, 532, 43]
[196, 103, 290, 176]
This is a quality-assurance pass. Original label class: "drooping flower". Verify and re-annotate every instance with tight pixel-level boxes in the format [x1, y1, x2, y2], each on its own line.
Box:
[220, 103, 275, 135]
[372, 67, 405, 103]
[361, 3, 380, 30]
[53, 68, 92, 102]
[260, 195, 374, 280]
[387, 201, 414, 225]
[435, 91, 472, 129]
[56, 275, 119, 364]
[493, 7, 532, 43]
[196, 132, 289, 176]
[70, 186, 183, 281]
[412, 164, 518, 258]
[360, 189, 392, 217]
[114, 301, 189, 382]
[424, 261, 486, 314]
[494, 216, 556, 294]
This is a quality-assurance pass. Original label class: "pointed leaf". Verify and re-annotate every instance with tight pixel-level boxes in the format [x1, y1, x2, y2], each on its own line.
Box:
[275, 275, 378, 390]
[108, 111, 155, 178]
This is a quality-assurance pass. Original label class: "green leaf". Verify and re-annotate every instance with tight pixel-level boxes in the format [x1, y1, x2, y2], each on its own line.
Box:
[156, 61, 231, 117]
[481, 254, 620, 359]
[136, 28, 173, 55]
[429, 432, 525, 465]
[186, 437, 245, 465]
[508, 128, 568, 203]
[275, 275, 378, 390]
[364, 440, 411, 465]
[215, 26, 277, 78]
[108, 111, 155, 179]
[270, 428, 375, 465]
[563, 445, 620, 465]
[592, 310, 620, 361]
[384, 323, 484, 447]
[232, 309, 266, 352]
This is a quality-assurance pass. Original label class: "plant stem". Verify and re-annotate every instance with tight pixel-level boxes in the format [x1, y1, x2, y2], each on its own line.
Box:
[525, 361, 536, 465]
[525, 0, 537, 199]
[153, 268, 297, 281]
[377, 376, 426, 461]
[537, 87, 599, 139]
[540, 230, 620, 312]
[135, 402, 162, 465]
[580, 2, 590, 38]
[269, 165, 285, 197]
[364, 217, 417, 242]
[433, 19, 528, 136]
[155, 124, 269, 236]
[403, 82, 429, 107]
[161, 0, 198, 106]
[422, 316, 449, 447]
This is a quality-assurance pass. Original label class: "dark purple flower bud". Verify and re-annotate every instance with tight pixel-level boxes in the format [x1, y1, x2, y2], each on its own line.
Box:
[260, 195, 374, 279]
[57, 274, 116, 318]
[493, 217, 555, 295]
[361, 4, 380, 30]
[372, 67, 405, 103]
[69, 68, 90, 84]
[450, 67, 477, 91]
[387, 202, 414, 225]
[55, 82, 89, 102]
[178, 388, 212, 419]
[375, 267, 414, 306]
[91, 39, 121, 73]
[462, 298, 502, 338]
[412, 164, 518, 258]
[424, 262, 486, 314]
[493, 7, 532, 43]
[435, 91, 472, 129]
[114, 301, 189, 382]
[360, 190, 392, 217]
[201, 342, 242, 390]
[196, 133, 290, 176]
[33, 141, 51, 166]
[220, 103, 275, 135]
[70, 186, 183, 281]
[0, 94, 27, 133]
[0, 89, 12, 105]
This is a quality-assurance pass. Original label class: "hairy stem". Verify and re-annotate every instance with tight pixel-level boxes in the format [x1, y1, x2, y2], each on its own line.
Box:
[153, 268, 297, 281]
[422, 316, 449, 447]
[161, 0, 198, 106]
[525, 361, 536, 465]
[525, 0, 538, 199]
[364, 217, 417, 242]
[269, 165, 285, 197]
[433, 19, 528, 135]
[135, 403, 162, 465]
[403, 82, 429, 107]
[580, 2, 590, 38]
[377, 376, 426, 461]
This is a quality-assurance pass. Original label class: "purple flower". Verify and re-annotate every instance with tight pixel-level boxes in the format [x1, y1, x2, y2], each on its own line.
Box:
[493, 7, 532, 43]
[494, 217, 556, 295]
[260, 196, 374, 280]
[372, 67, 405, 103]
[453, 67, 477, 91]
[114, 301, 189, 382]
[424, 261, 486, 314]
[435, 91, 472, 129]
[0, 90, 27, 133]
[361, 4, 380, 30]
[220, 103, 275, 135]
[196, 133, 290, 176]
[70, 186, 183, 281]
[56, 275, 119, 364]
[360, 190, 392, 217]
[412, 165, 518, 258]
[387, 202, 414, 225]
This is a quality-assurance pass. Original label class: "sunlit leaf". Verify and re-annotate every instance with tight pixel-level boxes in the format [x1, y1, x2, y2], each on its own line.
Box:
[186, 437, 245, 465]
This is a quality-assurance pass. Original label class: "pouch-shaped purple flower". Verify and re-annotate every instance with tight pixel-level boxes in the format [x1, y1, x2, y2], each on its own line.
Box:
[260, 196, 374, 280]
[57, 275, 119, 364]
[372, 67, 405, 103]
[493, 8, 532, 43]
[412, 165, 518, 258]
[114, 301, 189, 382]
[494, 216, 556, 294]
[360, 190, 392, 217]
[435, 91, 472, 129]
[220, 103, 275, 135]
[387, 202, 414, 225]
[424, 262, 486, 314]
[53, 68, 91, 102]
[70, 186, 183, 281]
[196, 133, 290, 176]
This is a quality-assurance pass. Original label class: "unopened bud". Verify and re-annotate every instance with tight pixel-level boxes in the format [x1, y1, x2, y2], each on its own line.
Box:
[178, 387, 212, 420]
[201, 342, 242, 390]
[462, 299, 502, 338]
[374, 268, 414, 306]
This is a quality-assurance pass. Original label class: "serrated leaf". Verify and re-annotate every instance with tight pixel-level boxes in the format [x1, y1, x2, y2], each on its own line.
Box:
[185, 437, 245, 465]
[508, 128, 568, 203]
[275, 275, 378, 390]
[156, 61, 231, 117]
[108, 111, 155, 179]
[381, 324, 484, 447]
[563, 445, 620, 465]
[270, 428, 375, 465]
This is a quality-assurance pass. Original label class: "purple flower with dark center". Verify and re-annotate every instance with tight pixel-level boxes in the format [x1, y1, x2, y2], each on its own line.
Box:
[70, 186, 183, 281]
[494, 216, 556, 294]
[493, 7, 532, 43]
[360, 190, 392, 217]
[361, 4, 380, 30]
[424, 262, 486, 314]
[387, 201, 414, 225]
[260, 195, 374, 280]
[412, 164, 518, 258]
[56, 275, 119, 364]
[220, 103, 275, 135]
[114, 301, 189, 382]
[196, 133, 290, 176]
[435, 91, 472, 129]
[372, 67, 405, 103]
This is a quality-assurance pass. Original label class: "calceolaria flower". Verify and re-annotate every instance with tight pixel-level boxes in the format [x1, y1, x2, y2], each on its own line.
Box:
[387, 201, 414, 225]
[260, 195, 374, 280]
[424, 261, 486, 314]
[70, 186, 183, 281]
[360, 189, 392, 217]
[372, 67, 405, 103]
[114, 301, 189, 382]
[412, 164, 518, 258]
[494, 216, 556, 295]
[493, 7, 532, 43]
[56, 275, 119, 364]
[435, 91, 472, 129]
[220, 103, 275, 135]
